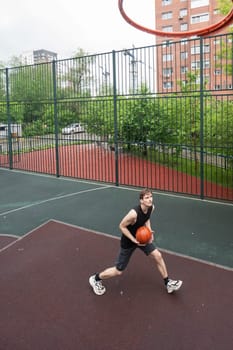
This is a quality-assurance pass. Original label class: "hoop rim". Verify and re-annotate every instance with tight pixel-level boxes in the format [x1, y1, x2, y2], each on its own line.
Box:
[118, 0, 233, 38]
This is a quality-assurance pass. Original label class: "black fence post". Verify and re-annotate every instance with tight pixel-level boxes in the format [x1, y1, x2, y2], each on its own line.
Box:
[52, 60, 60, 177]
[6, 68, 13, 170]
[199, 37, 204, 200]
[112, 50, 119, 186]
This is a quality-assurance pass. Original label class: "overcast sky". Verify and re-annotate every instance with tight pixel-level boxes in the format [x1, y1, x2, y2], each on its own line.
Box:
[0, 0, 156, 63]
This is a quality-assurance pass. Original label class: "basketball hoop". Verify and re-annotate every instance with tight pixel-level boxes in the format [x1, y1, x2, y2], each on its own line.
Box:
[118, 0, 233, 37]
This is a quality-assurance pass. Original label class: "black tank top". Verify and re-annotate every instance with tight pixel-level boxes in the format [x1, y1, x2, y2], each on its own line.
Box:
[120, 205, 153, 248]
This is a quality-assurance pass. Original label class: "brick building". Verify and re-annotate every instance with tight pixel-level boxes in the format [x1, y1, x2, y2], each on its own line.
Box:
[155, 0, 232, 92]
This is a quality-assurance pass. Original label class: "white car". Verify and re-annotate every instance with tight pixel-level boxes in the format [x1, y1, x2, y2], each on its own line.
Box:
[62, 123, 85, 134]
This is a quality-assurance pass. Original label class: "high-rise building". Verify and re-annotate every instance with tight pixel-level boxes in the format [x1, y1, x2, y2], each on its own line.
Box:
[33, 49, 57, 64]
[21, 49, 57, 65]
[155, 0, 232, 92]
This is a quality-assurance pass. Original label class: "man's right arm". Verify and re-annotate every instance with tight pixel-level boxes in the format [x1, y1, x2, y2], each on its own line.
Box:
[119, 209, 138, 244]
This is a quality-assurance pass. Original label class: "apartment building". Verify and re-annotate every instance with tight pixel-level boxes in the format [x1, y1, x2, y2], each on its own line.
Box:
[33, 49, 57, 64]
[22, 49, 57, 65]
[155, 0, 232, 92]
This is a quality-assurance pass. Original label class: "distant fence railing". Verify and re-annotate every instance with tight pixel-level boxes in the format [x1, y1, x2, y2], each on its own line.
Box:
[0, 33, 232, 201]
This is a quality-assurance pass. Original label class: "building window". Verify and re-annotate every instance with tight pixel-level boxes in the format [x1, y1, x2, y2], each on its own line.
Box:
[191, 61, 199, 69]
[163, 81, 173, 89]
[163, 25, 173, 32]
[181, 66, 188, 73]
[214, 39, 220, 45]
[191, 0, 209, 9]
[163, 67, 173, 76]
[191, 13, 209, 24]
[214, 69, 221, 75]
[162, 40, 173, 47]
[162, 0, 172, 6]
[163, 53, 173, 62]
[179, 8, 188, 17]
[181, 51, 188, 60]
[191, 60, 210, 69]
[191, 44, 210, 54]
[196, 76, 209, 84]
[162, 11, 173, 19]
[180, 23, 188, 31]
[213, 9, 220, 15]
[203, 60, 210, 68]
[180, 38, 188, 45]
[191, 46, 200, 54]
[214, 84, 221, 90]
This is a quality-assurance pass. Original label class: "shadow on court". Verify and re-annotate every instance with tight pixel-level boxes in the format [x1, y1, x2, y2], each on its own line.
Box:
[0, 221, 232, 350]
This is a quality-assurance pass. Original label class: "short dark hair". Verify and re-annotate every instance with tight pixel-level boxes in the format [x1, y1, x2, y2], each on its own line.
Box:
[139, 188, 152, 200]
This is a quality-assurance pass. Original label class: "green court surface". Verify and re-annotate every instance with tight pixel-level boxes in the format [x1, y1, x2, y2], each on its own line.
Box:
[0, 168, 232, 269]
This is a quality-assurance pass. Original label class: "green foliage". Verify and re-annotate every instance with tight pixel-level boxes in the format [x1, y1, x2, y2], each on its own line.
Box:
[215, 1, 233, 74]
[84, 97, 114, 139]
[1, 47, 232, 190]
[61, 48, 95, 98]
[205, 99, 233, 159]
[216, 0, 233, 15]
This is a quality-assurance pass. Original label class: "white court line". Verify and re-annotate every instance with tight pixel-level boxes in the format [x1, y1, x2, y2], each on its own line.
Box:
[0, 233, 19, 239]
[0, 185, 112, 217]
[0, 218, 232, 272]
[0, 220, 52, 253]
[1, 169, 232, 269]
[116, 186, 233, 207]
[1, 168, 232, 207]
[52, 219, 233, 272]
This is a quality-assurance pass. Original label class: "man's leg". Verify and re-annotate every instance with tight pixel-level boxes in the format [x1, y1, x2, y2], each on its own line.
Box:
[99, 266, 122, 279]
[149, 247, 183, 293]
[89, 246, 135, 295]
[89, 266, 121, 296]
[149, 248, 168, 278]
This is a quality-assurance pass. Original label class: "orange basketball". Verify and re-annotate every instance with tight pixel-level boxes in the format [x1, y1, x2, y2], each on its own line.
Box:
[136, 226, 152, 244]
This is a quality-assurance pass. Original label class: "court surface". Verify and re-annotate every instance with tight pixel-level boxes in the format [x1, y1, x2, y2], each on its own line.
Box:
[0, 168, 232, 350]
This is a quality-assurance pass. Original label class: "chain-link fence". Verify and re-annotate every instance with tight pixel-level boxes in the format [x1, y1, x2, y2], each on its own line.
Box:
[0, 33, 232, 201]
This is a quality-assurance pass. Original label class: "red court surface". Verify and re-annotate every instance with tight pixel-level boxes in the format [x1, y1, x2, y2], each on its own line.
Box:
[0, 235, 18, 249]
[0, 220, 232, 350]
[0, 144, 232, 200]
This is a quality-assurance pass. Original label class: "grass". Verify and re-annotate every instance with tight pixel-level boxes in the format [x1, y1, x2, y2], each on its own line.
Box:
[129, 146, 233, 189]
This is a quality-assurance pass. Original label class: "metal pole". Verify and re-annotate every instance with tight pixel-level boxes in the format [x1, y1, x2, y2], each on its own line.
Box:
[199, 37, 204, 199]
[6, 68, 13, 169]
[52, 60, 60, 177]
[112, 50, 119, 186]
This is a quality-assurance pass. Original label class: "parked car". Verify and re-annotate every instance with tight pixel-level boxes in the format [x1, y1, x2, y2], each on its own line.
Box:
[62, 123, 85, 134]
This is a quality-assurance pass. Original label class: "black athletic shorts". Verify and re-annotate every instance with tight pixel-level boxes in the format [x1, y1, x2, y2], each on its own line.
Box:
[115, 242, 157, 271]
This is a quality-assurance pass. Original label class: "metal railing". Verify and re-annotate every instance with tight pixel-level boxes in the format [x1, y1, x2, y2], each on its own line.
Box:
[0, 33, 232, 201]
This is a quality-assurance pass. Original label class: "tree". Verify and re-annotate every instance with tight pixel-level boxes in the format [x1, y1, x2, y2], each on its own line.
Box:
[205, 99, 233, 167]
[216, 0, 233, 16]
[60, 48, 94, 97]
[216, 0, 233, 75]
[6, 63, 54, 135]
[119, 86, 172, 156]
[84, 96, 114, 141]
[57, 48, 96, 129]
[0, 67, 6, 122]
[170, 73, 209, 170]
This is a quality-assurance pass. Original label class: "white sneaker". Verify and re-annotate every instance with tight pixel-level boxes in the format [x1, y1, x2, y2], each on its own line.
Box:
[167, 279, 183, 294]
[89, 275, 106, 295]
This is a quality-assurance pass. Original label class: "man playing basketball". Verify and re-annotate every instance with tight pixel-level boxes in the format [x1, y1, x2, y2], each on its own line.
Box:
[89, 188, 182, 295]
